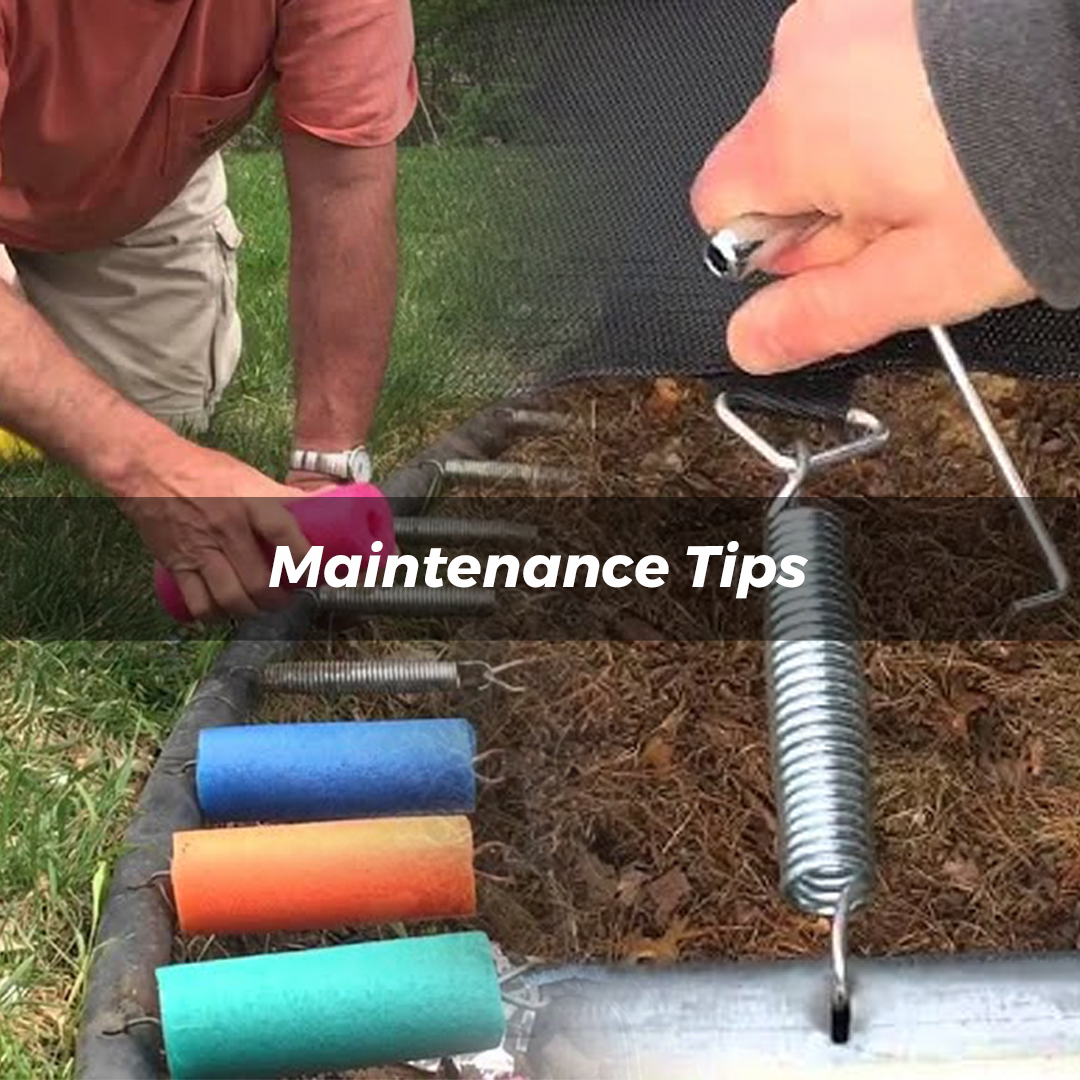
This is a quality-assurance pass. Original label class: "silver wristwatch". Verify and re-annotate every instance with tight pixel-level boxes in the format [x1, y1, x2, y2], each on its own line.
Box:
[289, 445, 372, 483]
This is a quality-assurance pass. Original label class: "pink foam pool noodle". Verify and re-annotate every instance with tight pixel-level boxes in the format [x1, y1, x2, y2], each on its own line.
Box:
[154, 482, 396, 622]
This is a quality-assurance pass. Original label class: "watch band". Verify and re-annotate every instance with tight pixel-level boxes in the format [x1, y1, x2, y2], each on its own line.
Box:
[289, 446, 372, 483]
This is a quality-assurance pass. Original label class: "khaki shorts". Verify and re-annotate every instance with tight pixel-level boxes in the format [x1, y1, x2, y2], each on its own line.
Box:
[0, 153, 243, 433]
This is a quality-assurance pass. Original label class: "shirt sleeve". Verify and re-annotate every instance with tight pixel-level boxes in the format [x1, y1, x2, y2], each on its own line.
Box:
[274, 0, 418, 147]
[916, 0, 1080, 309]
[0, 20, 9, 180]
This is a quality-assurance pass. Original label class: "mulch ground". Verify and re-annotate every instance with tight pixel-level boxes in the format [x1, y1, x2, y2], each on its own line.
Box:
[178, 369, 1080, 1077]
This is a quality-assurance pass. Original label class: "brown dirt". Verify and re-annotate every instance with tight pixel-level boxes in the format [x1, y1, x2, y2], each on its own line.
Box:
[181, 370, 1080, 1077]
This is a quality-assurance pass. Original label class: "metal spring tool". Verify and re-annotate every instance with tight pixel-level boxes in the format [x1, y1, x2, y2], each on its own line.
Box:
[716, 397, 886, 1044]
[704, 212, 1069, 613]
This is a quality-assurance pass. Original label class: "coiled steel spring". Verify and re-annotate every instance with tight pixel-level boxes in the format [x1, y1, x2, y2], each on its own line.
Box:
[258, 658, 526, 695]
[430, 459, 577, 487]
[311, 585, 498, 616]
[395, 516, 540, 546]
[497, 408, 573, 433]
[765, 501, 875, 918]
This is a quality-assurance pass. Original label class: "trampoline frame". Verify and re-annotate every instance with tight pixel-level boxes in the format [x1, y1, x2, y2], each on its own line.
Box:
[73, 396, 1080, 1079]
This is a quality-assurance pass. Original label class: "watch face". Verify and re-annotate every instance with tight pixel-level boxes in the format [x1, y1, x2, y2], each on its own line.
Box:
[348, 448, 372, 482]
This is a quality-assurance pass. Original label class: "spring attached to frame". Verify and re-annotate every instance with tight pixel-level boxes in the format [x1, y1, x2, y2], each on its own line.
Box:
[497, 408, 574, 433]
[311, 585, 498, 616]
[432, 459, 577, 487]
[258, 658, 528, 695]
[765, 501, 875, 918]
[260, 659, 461, 694]
[394, 516, 540, 546]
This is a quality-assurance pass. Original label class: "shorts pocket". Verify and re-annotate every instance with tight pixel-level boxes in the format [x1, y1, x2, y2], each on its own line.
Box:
[207, 208, 244, 408]
[162, 61, 273, 178]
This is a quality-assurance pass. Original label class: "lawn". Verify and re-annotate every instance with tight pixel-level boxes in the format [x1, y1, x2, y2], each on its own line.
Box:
[0, 144, 518, 1078]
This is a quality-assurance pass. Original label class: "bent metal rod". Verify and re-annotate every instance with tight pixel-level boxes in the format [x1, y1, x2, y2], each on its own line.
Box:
[703, 211, 1069, 614]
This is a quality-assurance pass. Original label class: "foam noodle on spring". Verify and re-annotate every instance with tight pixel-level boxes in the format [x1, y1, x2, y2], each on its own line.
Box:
[156, 932, 506, 1079]
[172, 816, 476, 936]
[195, 718, 478, 824]
[154, 481, 396, 623]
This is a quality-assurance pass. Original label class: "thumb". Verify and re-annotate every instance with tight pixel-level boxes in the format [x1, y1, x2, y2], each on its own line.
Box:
[726, 228, 940, 373]
[690, 95, 807, 232]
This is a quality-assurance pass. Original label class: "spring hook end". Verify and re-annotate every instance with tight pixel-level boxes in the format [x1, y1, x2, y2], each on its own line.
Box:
[830, 988, 852, 1045]
[827, 882, 856, 1045]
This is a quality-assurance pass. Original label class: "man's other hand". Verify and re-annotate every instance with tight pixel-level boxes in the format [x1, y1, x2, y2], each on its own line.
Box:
[690, 0, 1034, 374]
[120, 446, 313, 622]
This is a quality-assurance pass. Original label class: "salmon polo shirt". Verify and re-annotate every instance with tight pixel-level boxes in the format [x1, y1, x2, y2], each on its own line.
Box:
[0, 0, 418, 252]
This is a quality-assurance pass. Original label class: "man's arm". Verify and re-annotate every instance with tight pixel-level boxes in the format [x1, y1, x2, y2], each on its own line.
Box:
[689, 0, 1034, 373]
[281, 130, 399, 475]
[917, 0, 1080, 310]
[0, 278, 176, 493]
[0, 280, 310, 620]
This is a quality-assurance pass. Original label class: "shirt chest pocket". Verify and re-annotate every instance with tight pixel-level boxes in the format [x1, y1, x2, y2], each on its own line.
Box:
[162, 61, 274, 178]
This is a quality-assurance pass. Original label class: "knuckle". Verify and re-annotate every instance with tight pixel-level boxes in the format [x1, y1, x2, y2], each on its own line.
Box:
[186, 593, 213, 623]
[773, 4, 806, 57]
[212, 577, 254, 617]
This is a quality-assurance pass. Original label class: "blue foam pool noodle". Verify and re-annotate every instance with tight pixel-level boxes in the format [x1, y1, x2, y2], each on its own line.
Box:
[196, 718, 477, 823]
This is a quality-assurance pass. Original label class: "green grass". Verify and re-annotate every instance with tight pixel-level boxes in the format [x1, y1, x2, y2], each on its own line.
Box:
[207, 144, 534, 469]
[0, 144, 520, 1076]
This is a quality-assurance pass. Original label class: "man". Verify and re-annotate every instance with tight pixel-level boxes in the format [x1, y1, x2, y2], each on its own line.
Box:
[691, 0, 1068, 375]
[0, 0, 416, 621]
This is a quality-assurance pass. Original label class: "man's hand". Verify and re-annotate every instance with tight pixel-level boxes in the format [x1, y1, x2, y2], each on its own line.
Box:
[690, 0, 1034, 374]
[120, 446, 313, 622]
[0, 276, 316, 624]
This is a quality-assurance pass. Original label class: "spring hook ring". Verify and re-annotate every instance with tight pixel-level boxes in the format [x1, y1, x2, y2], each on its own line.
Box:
[714, 394, 889, 482]
[771, 441, 813, 516]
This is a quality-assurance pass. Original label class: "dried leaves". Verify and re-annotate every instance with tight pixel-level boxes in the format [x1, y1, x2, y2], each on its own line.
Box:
[639, 734, 674, 775]
[942, 854, 981, 893]
[620, 917, 701, 963]
[646, 868, 692, 925]
[643, 378, 686, 420]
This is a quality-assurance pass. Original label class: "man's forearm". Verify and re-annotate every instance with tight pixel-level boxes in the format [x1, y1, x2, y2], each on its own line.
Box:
[917, 0, 1080, 308]
[283, 131, 399, 451]
[0, 281, 191, 495]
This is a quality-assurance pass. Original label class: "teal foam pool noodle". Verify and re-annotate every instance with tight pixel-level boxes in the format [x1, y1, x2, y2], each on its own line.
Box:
[157, 931, 506, 1078]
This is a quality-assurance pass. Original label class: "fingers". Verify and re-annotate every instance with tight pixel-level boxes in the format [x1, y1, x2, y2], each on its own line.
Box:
[725, 227, 947, 373]
[690, 95, 809, 233]
[173, 569, 214, 624]
[247, 498, 311, 572]
[173, 550, 259, 623]
[201, 548, 263, 619]
[765, 220, 880, 276]
[170, 498, 308, 622]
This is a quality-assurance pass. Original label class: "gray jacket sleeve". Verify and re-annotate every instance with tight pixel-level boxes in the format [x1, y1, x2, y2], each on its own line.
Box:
[916, 0, 1080, 308]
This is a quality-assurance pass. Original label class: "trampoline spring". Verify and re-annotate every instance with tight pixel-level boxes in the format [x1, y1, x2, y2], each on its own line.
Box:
[474, 840, 518, 886]
[427, 458, 577, 488]
[310, 585, 498, 616]
[765, 501, 875, 919]
[126, 871, 175, 911]
[101, 1016, 162, 1037]
[258, 658, 528, 695]
[472, 747, 510, 786]
[259, 658, 461, 695]
[394, 516, 540, 546]
[497, 408, 574, 433]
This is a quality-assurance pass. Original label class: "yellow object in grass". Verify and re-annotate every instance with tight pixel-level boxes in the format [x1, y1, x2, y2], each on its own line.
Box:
[0, 427, 40, 460]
